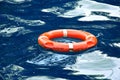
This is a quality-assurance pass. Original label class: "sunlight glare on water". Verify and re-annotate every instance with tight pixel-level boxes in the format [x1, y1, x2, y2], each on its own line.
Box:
[64, 50, 120, 80]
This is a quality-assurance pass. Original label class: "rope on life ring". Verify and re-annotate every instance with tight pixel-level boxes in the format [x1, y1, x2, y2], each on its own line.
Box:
[38, 29, 97, 52]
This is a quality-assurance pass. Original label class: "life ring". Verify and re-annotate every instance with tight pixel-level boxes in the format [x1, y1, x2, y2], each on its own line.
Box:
[38, 29, 97, 52]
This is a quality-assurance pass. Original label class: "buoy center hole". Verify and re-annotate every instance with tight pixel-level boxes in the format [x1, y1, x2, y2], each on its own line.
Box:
[53, 37, 82, 43]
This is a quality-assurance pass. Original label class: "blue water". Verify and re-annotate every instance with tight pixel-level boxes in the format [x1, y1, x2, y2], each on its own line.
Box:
[0, 0, 120, 80]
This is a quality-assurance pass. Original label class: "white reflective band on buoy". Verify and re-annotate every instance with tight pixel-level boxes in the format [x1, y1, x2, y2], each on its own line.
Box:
[63, 29, 67, 37]
[68, 43, 73, 52]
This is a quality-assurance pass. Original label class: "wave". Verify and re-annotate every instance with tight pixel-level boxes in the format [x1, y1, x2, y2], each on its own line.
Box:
[26, 49, 120, 80]
[27, 52, 70, 66]
[2, 14, 45, 26]
[64, 50, 120, 80]
[41, 0, 120, 22]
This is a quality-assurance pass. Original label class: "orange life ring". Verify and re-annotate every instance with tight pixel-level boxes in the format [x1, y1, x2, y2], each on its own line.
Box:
[38, 29, 97, 52]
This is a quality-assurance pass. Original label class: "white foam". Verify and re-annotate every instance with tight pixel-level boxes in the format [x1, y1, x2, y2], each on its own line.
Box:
[2, 14, 45, 26]
[7, 64, 24, 71]
[0, 27, 20, 34]
[0, 26, 32, 37]
[41, 7, 64, 15]
[27, 46, 36, 52]
[12, 0, 25, 2]
[61, 0, 120, 18]
[78, 15, 110, 21]
[59, 6, 87, 18]
[4, 0, 31, 4]
[26, 76, 67, 80]
[112, 43, 120, 47]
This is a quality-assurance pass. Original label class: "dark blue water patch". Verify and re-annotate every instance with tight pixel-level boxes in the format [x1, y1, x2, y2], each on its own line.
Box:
[108, 26, 120, 39]
[33, 0, 76, 8]
[51, 19, 120, 30]
[95, 0, 120, 6]
[0, 2, 22, 14]
[0, 17, 17, 28]
[99, 41, 120, 57]
[0, 32, 39, 66]
[96, 31, 120, 57]
[0, 72, 4, 80]
[0, 2, 34, 17]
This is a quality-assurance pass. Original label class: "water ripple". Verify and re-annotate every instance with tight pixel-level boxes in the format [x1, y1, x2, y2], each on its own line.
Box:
[2, 14, 45, 26]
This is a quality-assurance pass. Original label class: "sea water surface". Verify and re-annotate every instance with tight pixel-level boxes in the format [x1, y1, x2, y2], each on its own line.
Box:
[0, 0, 120, 80]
